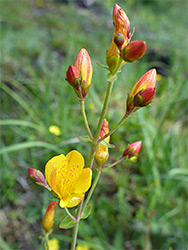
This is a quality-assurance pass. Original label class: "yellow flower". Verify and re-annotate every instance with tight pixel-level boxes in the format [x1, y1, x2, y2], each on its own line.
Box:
[49, 125, 61, 136]
[45, 238, 59, 250]
[45, 150, 92, 208]
[76, 245, 90, 250]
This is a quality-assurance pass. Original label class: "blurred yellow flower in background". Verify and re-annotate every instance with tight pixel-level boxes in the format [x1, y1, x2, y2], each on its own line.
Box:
[49, 125, 61, 136]
[76, 245, 90, 250]
[45, 238, 59, 250]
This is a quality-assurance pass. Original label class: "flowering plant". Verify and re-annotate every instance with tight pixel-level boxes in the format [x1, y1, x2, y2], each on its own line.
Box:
[28, 4, 157, 250]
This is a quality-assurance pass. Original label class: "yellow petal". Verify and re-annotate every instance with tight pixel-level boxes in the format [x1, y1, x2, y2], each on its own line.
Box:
[72, 168, 92, 194]
[59, 195, 71, 208]
[45, 154, 67, 195]
[66, 195, 84, 208]
[66, 150, 84, 175]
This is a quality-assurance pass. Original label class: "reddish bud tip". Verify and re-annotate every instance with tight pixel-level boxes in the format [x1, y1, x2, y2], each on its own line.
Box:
[121, 41, 146, 62]
[123, 141, 142, 158]
[28, 168, 47, 187]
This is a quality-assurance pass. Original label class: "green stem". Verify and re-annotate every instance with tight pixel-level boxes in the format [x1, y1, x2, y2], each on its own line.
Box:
[87, 81, 114, 169]
[98, 113, 130, 143]
[102, 158, 125, 171]
[80, 101, 93, 140]
[45, 233, 49, 250]
[81, 171, 101, 215]
[70, 199, 84, 250]
[64, 207, 77, 221]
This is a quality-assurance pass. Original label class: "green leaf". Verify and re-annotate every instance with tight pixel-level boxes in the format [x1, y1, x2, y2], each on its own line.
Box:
[59, 216, 77, 229]
[77, 135, 91, 143]
[100, 140, 115, 148]
[81, 204, 92, 219]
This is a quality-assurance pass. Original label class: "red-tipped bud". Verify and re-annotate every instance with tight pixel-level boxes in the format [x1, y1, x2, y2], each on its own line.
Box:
[114, 33, 125, 50]
[133, 88, 156, 107]
[121, 41, 146, 62]
[123, 141, 142, 158]
[66, 48, 93, 100]
[42, 201, 58, 232]
[113, 4, 130, 39]
[66, 65, 81, 86]
[28, 168, 48, 188]
[126, 69, 157, 113]
[95, 119, 110, 166]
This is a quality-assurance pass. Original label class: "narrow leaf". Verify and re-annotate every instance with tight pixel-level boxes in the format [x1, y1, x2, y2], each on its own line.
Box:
[81, 204, 92, 219]
[77, 135, 91, 143]
[100, 140, 115, 148]
[59, 216, 77, 229]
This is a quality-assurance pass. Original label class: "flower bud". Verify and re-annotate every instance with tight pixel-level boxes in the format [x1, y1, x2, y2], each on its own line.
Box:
[66, 65, 81, 86]
[95, 119, 110, 166]
[42, 201, 58, 233]
[133, 87, 156, 107]
[28, 168, 48, 188]
[123, 141, 142, 158]
[114, 33, 125, 51]
[126, 69, 156, 113]
[66, 48, 93, 99]
[121, 40, 146, 62]
[113, 4, 130, 40]
[106, 4, 130, 73]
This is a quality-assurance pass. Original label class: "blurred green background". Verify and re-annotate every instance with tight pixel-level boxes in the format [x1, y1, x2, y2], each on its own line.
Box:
[1, 0, 187, 249]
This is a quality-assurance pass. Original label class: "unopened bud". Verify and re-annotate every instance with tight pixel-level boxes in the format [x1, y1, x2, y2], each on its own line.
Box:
[28, 168, 48, 188]
[133, 88, 156, 107]
[42, 201, 58, 232]
[95, 119, 110, 166]
[66, 65, 81, 86]
[114, 33, 125, 50]
[123, 141, 142, 158]
[121, 40, 146, 62]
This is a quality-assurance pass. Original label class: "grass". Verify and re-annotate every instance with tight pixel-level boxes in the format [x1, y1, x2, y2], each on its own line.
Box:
[1, 0, 187, 249]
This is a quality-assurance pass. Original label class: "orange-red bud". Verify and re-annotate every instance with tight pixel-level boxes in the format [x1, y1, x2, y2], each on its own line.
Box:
[42, 201, 58, 232]
[95, 119, 110, 166]
[127, 69, 157, 113]
[121, 40, 146, 62]
[66, 48, 93, 99]
[66, 65, 81, 86]
[133, 87, 156, 107]
[28, 168, 48, 188]
[123, 141, 142, 158]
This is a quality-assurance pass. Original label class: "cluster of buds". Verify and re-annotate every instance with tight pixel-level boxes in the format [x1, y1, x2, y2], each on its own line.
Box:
[106, 4, 146, 74]
[126, 69, 157, 114]
[95, 119, 110, 167]
[66, 48, 93, 100]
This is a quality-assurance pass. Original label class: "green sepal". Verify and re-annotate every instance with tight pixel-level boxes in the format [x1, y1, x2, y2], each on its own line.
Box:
[106, 73, 117, 82]
[100, 140, 115, 148]
[77, 135, 92, 142]
[49, 197, 59, 202]
[59, 216, 77, 229]
[81, 204, 92, 219]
